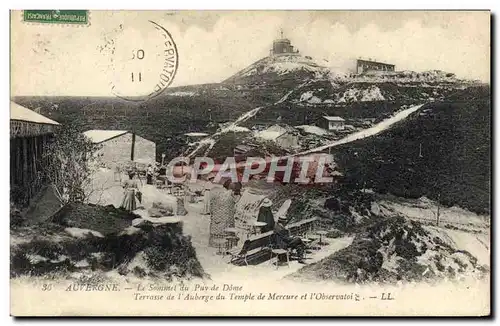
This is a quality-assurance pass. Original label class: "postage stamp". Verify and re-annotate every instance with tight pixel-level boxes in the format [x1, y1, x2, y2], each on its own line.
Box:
[22, 10, 89, 25]
[9, 10, 491, 317]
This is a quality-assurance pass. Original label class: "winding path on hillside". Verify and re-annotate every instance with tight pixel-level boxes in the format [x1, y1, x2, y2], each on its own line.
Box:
[186, 80, 312, 158]
[299, 103, 425, 154]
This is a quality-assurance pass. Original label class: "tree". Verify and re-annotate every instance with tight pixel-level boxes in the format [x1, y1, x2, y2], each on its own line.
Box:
[41, 124, 100, 205]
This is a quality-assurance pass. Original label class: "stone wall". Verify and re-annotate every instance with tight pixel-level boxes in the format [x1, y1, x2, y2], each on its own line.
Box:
[134, 134, 156, 164]
[96, 133, 156, 168]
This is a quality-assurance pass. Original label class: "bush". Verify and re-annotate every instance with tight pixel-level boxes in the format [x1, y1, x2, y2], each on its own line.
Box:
[10, 204, 26, 228]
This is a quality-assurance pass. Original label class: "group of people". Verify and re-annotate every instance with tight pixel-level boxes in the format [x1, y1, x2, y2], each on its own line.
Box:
[146, 163, 159, 185]
[114, 162, 159, 185]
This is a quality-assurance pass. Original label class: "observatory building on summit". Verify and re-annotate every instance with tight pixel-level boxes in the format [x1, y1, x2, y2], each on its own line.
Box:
[270, 30, 300, 56]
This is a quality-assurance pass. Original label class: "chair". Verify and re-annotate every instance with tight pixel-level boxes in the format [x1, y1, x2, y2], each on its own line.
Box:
[268, 234, 290, 269]
[304, 233, 321, 251]
[270, 248, 289, 269]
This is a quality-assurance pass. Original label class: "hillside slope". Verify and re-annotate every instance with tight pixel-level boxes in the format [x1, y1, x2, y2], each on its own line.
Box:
[224, 54, 331, 86]
[289, 216, 488, 284]
[333, 86, 490, 214]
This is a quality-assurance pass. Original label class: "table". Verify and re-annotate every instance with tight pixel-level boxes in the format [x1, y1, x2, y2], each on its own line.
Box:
[249, 221, 267, 235]
[212, 238, 228, 256]
[316, 230, 329, 246]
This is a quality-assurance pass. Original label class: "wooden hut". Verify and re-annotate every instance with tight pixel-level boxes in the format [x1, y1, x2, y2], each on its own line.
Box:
[10, 101, 60, 206]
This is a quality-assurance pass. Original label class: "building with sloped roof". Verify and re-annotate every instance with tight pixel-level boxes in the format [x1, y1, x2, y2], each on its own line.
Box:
[321, 116, 345, 131]
[10, 101, 60, 206]
[83, 130, 156, 169]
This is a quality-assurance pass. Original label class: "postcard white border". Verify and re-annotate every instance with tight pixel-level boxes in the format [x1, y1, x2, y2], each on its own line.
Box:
[3, 0, 498, 324]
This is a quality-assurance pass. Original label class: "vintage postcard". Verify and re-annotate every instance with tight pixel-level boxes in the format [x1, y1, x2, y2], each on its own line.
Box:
[9, 10, 491, 316]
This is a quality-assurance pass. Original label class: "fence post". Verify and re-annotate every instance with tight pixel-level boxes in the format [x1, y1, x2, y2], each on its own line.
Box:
[436, 193, 441, 226]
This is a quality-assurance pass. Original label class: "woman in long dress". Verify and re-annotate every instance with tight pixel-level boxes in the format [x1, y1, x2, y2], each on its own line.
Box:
[201, 177, 213, 215]
[176, 182, 188, 216]
[120, 171, 139, 212]
[208, 180, 236, 247]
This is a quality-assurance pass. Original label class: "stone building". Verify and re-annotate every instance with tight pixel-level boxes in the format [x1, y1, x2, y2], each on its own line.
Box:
[83, 130, 156, 168]
[356, 59, 395, 74]
[321, 116, 345, 131]
[270, 30, 300, 56]
[10, 101, 60, 206]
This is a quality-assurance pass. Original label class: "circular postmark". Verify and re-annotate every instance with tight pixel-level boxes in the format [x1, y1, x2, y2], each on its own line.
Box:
[103, 20, 178, 102]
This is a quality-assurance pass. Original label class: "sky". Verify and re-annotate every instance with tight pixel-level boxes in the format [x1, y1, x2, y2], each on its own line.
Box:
[10, 10, 490, 97]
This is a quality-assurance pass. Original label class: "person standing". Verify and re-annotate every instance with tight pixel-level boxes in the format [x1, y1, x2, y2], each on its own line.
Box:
[120, 171, 140, 212]
[176, 196, 188, 216]
[175, 182, 189, 216]
[257, 198, 275, 233]
[146, 164, 154, 185]
[113, 164, 122, 183]
[184, 181, 195, 204]
[209, 180, 236, 247]
[201, 177, 214, 215]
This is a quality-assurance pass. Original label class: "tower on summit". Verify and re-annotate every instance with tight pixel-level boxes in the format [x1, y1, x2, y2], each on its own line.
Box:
[270, 29, 299, 56]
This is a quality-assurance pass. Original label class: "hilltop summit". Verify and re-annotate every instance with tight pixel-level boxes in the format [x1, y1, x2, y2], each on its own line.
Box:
[224, 32, 331, 85]
[224, 54, 331, 85]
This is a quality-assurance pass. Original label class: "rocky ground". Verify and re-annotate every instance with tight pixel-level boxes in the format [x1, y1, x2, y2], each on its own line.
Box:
[10, 201, 206, 281]
[288, 215, 488, 284]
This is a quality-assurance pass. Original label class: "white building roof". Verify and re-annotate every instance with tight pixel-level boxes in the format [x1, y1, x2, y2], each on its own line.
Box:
[295, 125, 329, 136]
[323, 116, 345, 122]
[10, 101, 60, 125]
[184, 132, 209, 137]
[256, 130, 284, 140]
[256, 124, 290, 141]
[83, 130, 129, 143]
